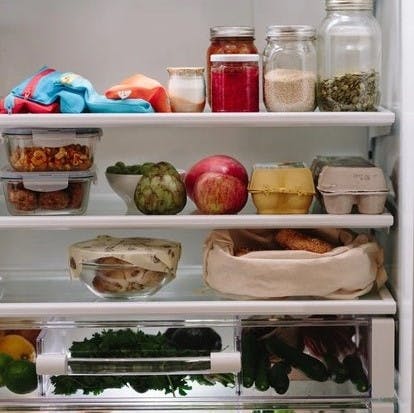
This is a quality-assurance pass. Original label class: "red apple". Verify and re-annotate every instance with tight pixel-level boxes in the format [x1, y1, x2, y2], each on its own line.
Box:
[193, 172, 248, 214]
[185, 155, 248, 201]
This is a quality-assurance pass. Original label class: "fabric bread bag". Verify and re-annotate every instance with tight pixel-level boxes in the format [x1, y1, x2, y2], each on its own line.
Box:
[203, 228, 387, 299]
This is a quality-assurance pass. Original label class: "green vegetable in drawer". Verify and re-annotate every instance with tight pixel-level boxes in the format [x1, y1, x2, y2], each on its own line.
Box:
[255, 343, 270, 392]
[342, 353, 370, 393]
[51, 328, 235, 396]
[322, 353, 348, 383]
[268, 361, 291, 394]
[164, 327, 222, 352]
[264, 335, 329, 382]
[241, 330, 258, 388]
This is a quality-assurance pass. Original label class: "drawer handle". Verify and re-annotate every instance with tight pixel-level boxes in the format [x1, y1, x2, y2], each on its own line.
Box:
[36, 352, 241, 376]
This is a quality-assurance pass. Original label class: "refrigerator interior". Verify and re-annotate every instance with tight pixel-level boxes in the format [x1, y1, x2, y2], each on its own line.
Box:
[0, 0, 408, 412]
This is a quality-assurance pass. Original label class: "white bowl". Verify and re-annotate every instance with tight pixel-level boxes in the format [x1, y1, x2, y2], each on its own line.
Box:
[106, 173, 142, 214]
[106, 170, 186, 214]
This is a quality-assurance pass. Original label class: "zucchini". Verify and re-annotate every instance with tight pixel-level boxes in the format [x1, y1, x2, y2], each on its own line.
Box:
[264, 335, 329, 382]
[255, 343, 270, 392]
[342, 354, 370, 393]
[241, 331, 258, 388]
[268, 361, 291, 394]
[323, 353, 348, 383]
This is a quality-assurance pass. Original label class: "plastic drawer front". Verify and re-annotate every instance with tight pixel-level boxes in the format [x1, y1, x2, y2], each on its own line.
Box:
[0, 401, 396, 412]
[0, 317, 394, 410]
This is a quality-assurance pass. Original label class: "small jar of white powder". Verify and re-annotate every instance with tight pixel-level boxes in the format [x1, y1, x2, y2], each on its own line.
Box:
[167, 67, 206, 113]
[263, 26, 317, 112]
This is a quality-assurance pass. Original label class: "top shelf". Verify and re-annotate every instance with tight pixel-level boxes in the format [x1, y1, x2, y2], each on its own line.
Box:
[0, 108, 395, 129]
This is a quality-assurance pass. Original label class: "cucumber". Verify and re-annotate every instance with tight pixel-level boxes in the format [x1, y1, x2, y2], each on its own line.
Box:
[264, 335, 329, 382]
[241, 331, 258, 388]
[254, 343, 270, 392]
[343, 354, 370, 393]
[323, 353, 349, 383]
[268, 361, 291, 394]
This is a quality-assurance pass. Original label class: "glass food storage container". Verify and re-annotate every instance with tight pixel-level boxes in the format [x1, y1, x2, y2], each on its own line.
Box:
[317, 0, 381, 111]
[248, 162, 315, 214]
[68, 235, 182, 299]
[263, 25, 317, 112]
[2, 128, 102, 172]
[166, 67, 206, 113]
[210, 54, 259, 112]
[206, 26, 258, 106]
[0, 168, 95, 215]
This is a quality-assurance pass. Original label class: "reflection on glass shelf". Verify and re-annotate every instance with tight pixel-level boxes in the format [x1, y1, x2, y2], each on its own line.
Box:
[0, 266, 396, 317]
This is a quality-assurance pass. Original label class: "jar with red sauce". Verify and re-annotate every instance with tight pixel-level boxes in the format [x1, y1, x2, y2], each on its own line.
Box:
[210, 54, 259, 112]
[206, 26, 257, 106]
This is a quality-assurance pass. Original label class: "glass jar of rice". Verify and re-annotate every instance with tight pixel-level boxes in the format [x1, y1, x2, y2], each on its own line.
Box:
[263, 25, 317, 112]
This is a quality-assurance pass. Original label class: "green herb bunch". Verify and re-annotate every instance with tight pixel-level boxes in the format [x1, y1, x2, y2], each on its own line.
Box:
[51, 328, 234, 396]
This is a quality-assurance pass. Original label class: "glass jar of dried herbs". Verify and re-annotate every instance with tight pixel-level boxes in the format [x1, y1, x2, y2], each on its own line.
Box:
[317, 0, 381, 112]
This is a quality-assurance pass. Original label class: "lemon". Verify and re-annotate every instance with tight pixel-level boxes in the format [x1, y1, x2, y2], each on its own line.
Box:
[0, 353, 13, 387]
[0, 335, 36, 362]
[4, 359, 37, 394]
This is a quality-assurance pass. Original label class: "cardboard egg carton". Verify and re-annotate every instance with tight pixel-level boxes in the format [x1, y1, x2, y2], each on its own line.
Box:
[311, 156, 389, 214]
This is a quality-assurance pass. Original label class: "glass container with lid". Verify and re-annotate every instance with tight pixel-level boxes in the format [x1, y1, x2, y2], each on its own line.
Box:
[263, 25, 317, 112]
[210, 54, 259, 112]
[206, 26, 258, 106]
[317, 0, 382, 111]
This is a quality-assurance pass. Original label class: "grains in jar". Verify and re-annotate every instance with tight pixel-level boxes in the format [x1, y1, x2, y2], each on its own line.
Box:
[206, 26, 257, 107]
[263, 25, 317, 112]
[210, 54, 259, 112]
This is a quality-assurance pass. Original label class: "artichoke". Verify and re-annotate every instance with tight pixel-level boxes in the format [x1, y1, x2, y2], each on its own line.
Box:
[134, 162, 186, 215]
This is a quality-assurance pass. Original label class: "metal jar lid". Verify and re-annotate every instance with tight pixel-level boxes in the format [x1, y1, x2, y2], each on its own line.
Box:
[326, 0, 373, 10]
[210, 26, 255, 39]
[266, 25, 316, 41]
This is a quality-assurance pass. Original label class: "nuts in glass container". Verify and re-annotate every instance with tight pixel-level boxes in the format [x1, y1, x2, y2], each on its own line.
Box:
[10, 144, 93, 172]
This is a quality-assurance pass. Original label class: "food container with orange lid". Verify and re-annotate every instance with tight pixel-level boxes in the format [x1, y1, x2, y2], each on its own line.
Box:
[248, 162, 315, 214]
[312, 156, 389, 214]
[2, 128, 101, 172]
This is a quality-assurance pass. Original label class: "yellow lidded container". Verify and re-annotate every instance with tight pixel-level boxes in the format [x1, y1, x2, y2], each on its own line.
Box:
[248, 162, 315, 214]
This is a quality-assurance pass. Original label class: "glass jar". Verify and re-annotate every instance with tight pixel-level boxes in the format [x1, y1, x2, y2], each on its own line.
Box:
[263, 25, 317, 112]
[210, 54, 259, 112]
[166, 67, 206, 113]
[206, 26, 257, 106]
[317, 0, 382, 111]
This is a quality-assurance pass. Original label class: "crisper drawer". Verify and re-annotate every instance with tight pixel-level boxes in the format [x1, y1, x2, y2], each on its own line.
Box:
[36, 320, 239, 400]
[0, 317, 394, 407]
[240, 317, 394, 401]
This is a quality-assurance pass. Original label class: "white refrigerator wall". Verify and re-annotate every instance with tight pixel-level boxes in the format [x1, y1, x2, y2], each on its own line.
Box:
[0, 0, 368, 268]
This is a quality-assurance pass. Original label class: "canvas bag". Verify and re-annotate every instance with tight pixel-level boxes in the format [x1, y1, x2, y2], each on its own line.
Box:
[203, 229, 387, 299]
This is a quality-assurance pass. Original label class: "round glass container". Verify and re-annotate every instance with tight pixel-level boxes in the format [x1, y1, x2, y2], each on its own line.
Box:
[263, 25, 317, 112]
[317, 0, 382, 111]
[206, 26, 257, 106]
[166, 67, 206, 113]
[69, 235, 182, 300]
[210, 54, 259, 112]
